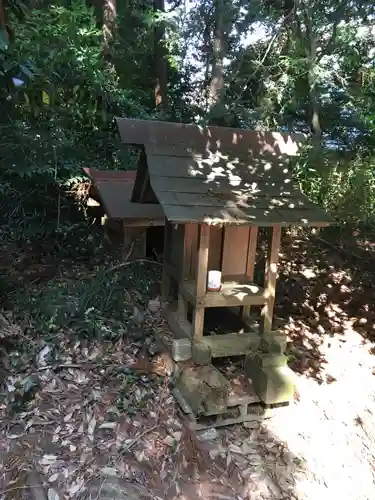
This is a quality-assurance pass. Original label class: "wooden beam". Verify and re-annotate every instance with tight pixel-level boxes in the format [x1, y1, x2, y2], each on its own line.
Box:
[177, 224, 195, 320]
[192, 224, 210, 341]
[202, 332, 260, 358]
[182, 279, 266, 308]
[242, 225, 259, 319]
[260, 224, 282, 334]
[161, 219, 172, 304]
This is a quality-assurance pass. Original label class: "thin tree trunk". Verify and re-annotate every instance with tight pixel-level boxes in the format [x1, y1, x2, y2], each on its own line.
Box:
[304, 1, 321, 144]
[0, 0, 8, 42]
[308, 37, 321, 143]
[209, 0, 226, 125]
[103, 0, 117, 59]
[154, 0, 168, 113]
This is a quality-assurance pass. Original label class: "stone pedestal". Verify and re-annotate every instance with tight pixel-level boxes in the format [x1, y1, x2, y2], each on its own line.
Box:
[244, 350, 294, 405]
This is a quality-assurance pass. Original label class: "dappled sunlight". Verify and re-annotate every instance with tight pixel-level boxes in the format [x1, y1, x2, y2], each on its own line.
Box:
[270, 229, 375, 384]
[115, 117, 333, 227]
[1, 218, 375, 499]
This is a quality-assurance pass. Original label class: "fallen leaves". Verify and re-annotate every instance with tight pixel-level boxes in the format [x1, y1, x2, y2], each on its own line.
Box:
[47, 487, 60, 500]
[1, 227, 375, 500]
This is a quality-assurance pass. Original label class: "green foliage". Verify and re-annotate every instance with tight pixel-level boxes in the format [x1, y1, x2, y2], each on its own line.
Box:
[0, 1, 152, 245]
[294, 147, 375, 223]
[2, 1, 146, 179]
[1, 0, 375, 239]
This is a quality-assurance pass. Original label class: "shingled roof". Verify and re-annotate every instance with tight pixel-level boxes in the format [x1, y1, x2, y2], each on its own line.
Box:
[116, 118, 334, 227]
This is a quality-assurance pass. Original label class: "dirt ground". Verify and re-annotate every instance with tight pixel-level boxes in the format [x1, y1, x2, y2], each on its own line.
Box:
[0, 226, 375, 499]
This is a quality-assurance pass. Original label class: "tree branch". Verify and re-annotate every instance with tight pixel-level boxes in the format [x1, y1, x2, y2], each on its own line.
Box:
[316, 21, 338, 63]
[167, 0, 184, 12]
[232, 6, 296, 103]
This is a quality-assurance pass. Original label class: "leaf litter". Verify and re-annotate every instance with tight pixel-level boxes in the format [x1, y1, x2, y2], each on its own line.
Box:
[1, 230, 375, 499]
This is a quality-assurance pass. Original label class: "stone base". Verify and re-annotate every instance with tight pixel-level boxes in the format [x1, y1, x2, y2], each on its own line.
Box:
[245, 354, 294, 405]
[175, 365, 230, 415]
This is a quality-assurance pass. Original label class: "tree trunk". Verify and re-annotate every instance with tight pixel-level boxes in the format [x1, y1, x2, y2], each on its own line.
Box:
[307, 37, 322, 143]
[0, 0, 8, 42]
[154, 0, 168, 113]
[87, 0, 117, 60]
[208, 0, 226, 125]
[103, 0, 116, 46]
[304, 2, 321, 145]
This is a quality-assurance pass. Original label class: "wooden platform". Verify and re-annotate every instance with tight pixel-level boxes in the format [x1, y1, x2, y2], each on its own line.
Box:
[182, 275, 266, 308]
[174, 390, 273, 430]
[173, 365, 272, 430]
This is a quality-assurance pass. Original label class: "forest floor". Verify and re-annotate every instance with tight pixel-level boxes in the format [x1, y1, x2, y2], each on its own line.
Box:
[0, 224, 375, 500]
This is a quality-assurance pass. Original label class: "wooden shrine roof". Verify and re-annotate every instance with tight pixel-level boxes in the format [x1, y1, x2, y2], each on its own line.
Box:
[83, 167, 164, 224]
[116, 118, 335, 227]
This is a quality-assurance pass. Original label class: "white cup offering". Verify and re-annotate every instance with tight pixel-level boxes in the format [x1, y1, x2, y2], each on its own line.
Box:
[207, 270, 222, 292]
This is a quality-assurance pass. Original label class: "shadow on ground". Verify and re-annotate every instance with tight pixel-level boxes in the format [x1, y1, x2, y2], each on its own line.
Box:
[272, 225, 375, 382]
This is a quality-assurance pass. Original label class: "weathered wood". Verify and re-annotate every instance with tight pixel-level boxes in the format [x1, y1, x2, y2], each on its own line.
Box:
[159, 203, 332, 227]
[261, 224, 282, 334]
[277, 208, 331, 227]
[202, 332, 260, 358]
[221, 226, 250, 276]
[243, 225, 259, 319]
[156, 191, 317, 209]
[151, 175, 301, 197]
[161, 219, 173, 304]
[154, 329, 192, 362]
[102, 219, 147, 258]
[147, 154, 292, 183]
[116, 117, 304, 155]
[182, 277, 266, 308]
[163, 222, 174, 265]
[116, 218, 165, 227]
[192, 224, 210, 341]
[172, 387, 272, 430]
[169, 224, 183, 269]
[177, 223, 195, 319]
[96, 180, 164, 221]
[181, 224, 193, 281]
[175, 365, 230, 416]
[208, 226, 223, 271]
[188, 224, 198, 278]
[116, 117, 333, 227]
[122, 225, 146, 259]
[164, 307, 192, 339]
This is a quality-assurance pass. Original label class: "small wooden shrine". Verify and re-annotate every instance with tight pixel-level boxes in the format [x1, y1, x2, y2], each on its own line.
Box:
[83, 167, 165, 259]
[116, 117, 334, 428]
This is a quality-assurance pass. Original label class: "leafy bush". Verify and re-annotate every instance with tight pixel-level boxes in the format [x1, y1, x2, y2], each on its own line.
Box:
[294, 146, 375, 224]
[1, 0, 147, 181]
[0, 1, 150, 243]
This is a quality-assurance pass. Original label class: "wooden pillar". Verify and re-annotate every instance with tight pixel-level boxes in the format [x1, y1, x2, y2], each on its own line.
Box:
[177, 224, 194, 319]
[192, 224, 210, 341]
[161, 218, 172, 304]
[260, 224, 281, 334]
[242, 225, 258, 319]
